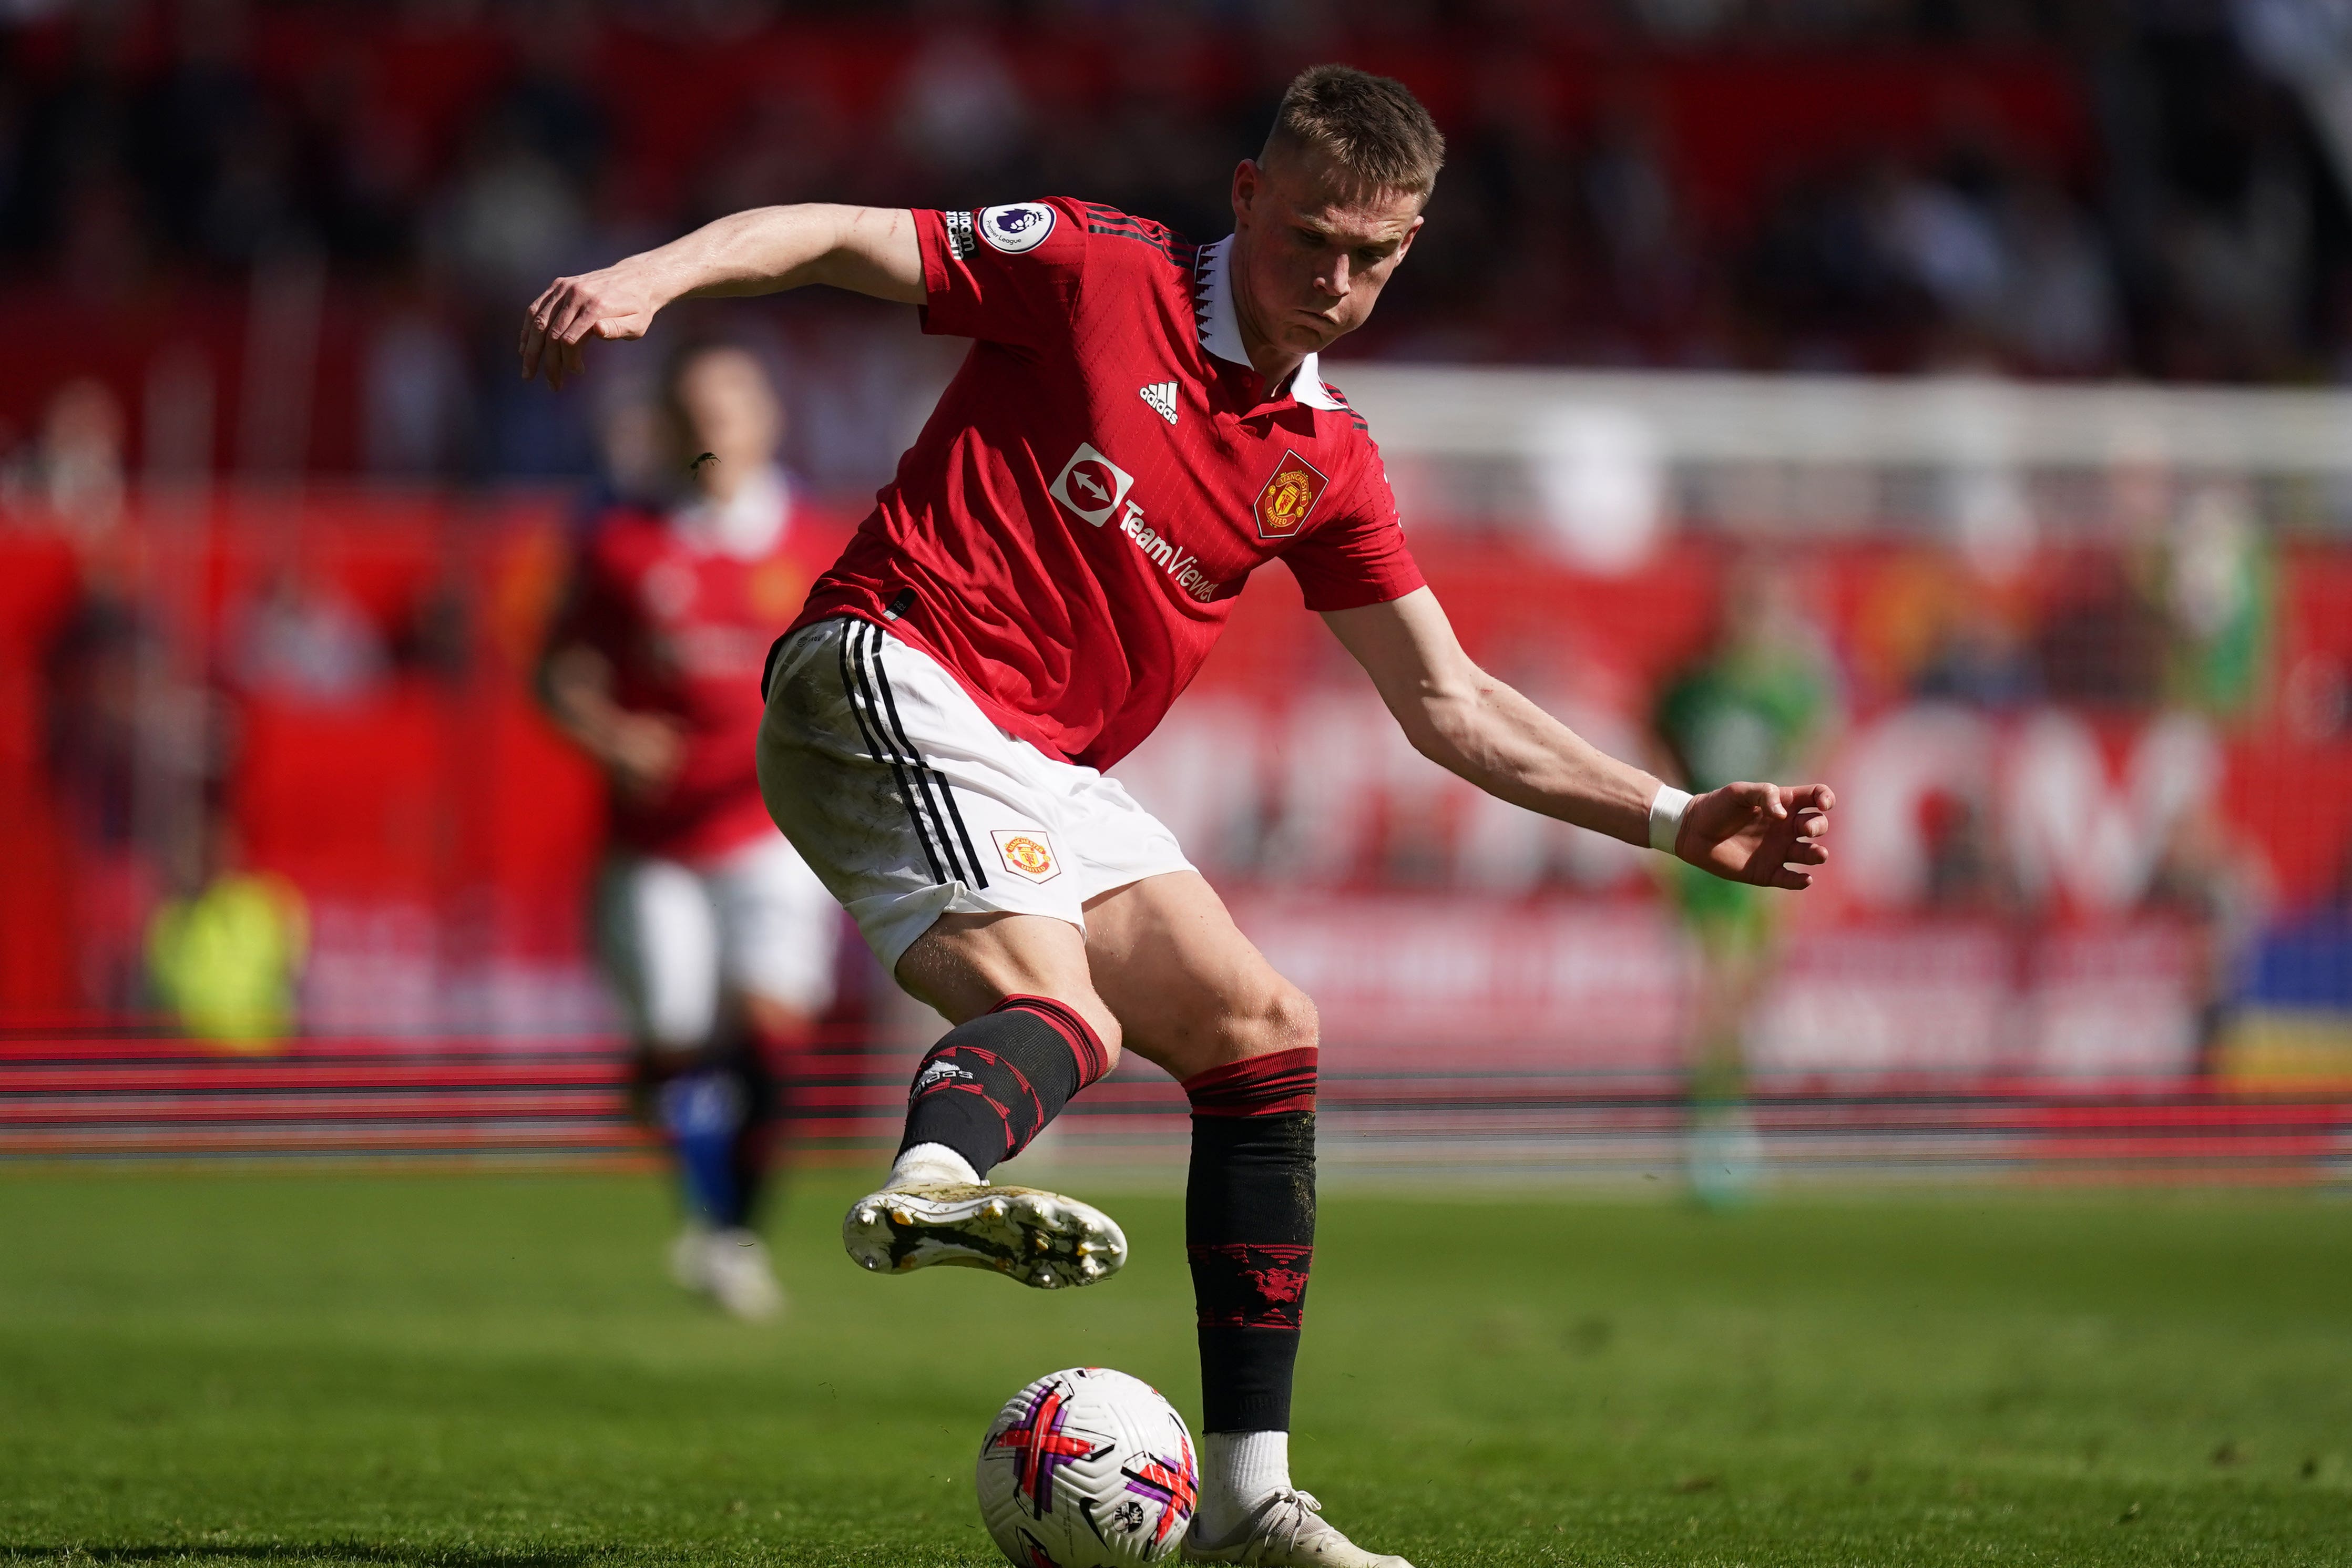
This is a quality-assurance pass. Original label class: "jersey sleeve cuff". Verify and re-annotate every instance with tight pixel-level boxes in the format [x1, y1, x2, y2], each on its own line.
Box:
[914, 208, 959, 333]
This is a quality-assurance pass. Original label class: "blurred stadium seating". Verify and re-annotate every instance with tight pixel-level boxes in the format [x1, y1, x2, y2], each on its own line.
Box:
[3, 1, 2349, 1182]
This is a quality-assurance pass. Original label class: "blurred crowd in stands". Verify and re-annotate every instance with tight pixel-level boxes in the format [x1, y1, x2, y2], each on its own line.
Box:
[1, 0, 2349, 484]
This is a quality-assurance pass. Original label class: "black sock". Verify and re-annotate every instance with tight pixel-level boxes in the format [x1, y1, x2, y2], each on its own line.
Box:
[640, 1031, 778, 1231]
[1183, 1047, 1318, 1433]
[897, 995, 1108, 1179]
[724, 1034, 780, 1228]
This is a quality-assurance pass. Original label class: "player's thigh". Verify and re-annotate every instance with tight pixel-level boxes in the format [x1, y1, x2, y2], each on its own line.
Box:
[596, 855, 723, 1052]
[758, 618, 1093, 980]
[705, 834, 843, 1027]
[1081, 870, 1315, 1083]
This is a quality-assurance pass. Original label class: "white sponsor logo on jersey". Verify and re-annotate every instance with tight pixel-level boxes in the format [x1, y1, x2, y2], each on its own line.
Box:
[1139, 380, 1179, 425]
[1051, 440, 1225, 603]
[1048, 442, 1136, 527]
[979, 202, 1056, 254]
[944, 208, 978, 260]
[1116, 500, 1224, 604]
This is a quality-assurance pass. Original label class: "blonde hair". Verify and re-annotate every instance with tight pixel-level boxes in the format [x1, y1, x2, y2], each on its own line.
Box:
[1261, 64, 1445, 197]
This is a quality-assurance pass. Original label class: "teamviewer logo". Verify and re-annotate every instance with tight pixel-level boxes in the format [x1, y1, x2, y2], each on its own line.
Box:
[1048, 442, 1135, 527]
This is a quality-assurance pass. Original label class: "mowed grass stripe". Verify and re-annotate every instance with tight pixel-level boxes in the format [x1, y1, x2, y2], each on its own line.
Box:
[1, 1173, 2346, 1566]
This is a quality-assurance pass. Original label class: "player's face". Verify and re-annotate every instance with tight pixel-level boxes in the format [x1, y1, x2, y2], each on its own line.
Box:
[1230, 148, 1425, 364]
[669, 349, 782, 491]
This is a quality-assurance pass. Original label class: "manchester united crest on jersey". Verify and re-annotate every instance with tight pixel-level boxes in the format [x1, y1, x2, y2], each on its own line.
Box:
[1253, 450, 1328, 540]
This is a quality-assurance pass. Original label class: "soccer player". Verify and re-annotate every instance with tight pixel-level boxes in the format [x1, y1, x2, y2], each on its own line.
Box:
[1652, 556, 1837, 1206]
[540, 342, 840, 1321]
[520, 66, 1832, 1567]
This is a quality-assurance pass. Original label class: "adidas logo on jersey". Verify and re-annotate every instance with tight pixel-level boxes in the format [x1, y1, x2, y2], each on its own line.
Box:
[1139, 381, 1179, 426]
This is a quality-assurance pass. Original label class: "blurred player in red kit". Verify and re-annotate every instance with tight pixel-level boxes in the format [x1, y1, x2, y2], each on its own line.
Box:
[523, 67, 1832, 1564]
[540, 343, 840, 1321]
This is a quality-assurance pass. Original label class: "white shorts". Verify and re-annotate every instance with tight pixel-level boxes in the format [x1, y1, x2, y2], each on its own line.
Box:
[755, 617, 1193, 975]
[596, 834, 841, 1052]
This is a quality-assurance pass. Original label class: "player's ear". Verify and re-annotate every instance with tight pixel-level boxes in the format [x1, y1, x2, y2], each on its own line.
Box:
[1232, 159, 1261, 226]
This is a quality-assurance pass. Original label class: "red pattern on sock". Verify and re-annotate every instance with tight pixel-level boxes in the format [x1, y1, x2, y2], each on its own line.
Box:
[908, 1043, 1041, 1160]
[991, 995, 1111, 1088]
[1185, 1242, 1314, 1328]
[1181, 1047, 1318, 1118]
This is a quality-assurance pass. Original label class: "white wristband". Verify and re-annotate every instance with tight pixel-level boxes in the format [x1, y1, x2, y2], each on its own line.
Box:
[1648, 784, 1693, 856]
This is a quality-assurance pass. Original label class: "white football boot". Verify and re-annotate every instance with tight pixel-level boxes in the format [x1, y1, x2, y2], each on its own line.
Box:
[699, 1227, 785, 1320]
[1182, 1491, 1413, 1567]
[669, 1224, 785, 1320]
[841, 1181, 1127, 1290]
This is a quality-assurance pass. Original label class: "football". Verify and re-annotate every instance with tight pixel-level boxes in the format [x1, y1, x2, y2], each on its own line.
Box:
[976, 1367, 1198, 1567]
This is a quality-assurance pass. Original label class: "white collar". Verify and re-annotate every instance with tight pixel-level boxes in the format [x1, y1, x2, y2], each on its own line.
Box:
[671, 464, 790, 559]
[1194, 235, 1347, 412]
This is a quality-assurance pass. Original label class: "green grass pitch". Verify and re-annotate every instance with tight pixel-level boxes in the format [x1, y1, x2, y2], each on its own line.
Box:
[2, 1170, 2348, 1566]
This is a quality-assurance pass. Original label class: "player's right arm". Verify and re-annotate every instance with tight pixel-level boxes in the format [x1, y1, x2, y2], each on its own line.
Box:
[519, 205, 923, 390]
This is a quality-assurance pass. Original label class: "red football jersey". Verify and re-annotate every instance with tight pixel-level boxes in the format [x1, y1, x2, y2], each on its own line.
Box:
[559, 471, 814, 862]
[787, 198, 1424, 769]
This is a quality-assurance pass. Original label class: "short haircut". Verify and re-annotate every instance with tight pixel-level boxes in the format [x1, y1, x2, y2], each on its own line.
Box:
[1261, 64, 1445, 198]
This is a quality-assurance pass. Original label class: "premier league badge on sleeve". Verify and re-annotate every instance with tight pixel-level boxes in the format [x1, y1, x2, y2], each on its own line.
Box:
[979, 202, 1057, 254]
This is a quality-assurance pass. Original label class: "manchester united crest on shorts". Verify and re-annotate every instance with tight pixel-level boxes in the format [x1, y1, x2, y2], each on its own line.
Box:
[991, 829, 1061, 883]
[1253, 450, 1328, 540]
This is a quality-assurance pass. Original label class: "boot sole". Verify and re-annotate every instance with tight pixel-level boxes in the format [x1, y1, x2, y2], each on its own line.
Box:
[841, 1183, 1127, 1289]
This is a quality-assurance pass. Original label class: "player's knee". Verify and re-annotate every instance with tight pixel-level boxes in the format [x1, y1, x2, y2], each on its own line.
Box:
[1229, 981, 1318, 1061]
[1083, 1005, 1124, 1077]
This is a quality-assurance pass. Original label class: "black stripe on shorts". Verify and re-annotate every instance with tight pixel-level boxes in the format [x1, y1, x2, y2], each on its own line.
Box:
[864, 624, 989, 889]
[840, 621, 988, 890]
[838, 620, 949, 885]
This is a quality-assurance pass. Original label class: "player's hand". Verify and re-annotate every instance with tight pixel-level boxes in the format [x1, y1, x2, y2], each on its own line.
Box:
[605, 712, 687, 802]
[519, 264, 661, 391]
[1676, 781, 1834, 890]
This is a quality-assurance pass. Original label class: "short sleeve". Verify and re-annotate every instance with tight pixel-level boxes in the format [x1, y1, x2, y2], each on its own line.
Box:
[1280, 448, 1426, 612]
[915, 199, 1089, 350]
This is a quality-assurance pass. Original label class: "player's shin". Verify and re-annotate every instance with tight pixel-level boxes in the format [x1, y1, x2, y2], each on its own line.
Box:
[1182, 1047, 1318, 1541]
[892, 995, 1109, 1184]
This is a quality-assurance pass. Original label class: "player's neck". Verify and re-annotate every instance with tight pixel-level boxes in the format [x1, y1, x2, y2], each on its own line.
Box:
[1226, 252, 1308, 394]
[1239, 333, 1305, 394]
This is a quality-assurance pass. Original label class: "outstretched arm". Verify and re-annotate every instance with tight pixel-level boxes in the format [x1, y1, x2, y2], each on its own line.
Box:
[518, 204, 924, 390]
[1321, 587, 1834, 889]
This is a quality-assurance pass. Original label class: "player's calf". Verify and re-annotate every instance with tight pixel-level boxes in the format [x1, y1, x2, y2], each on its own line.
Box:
[1184, 1043, 1325, 1538]
[1178, 1045, 1406, 1564]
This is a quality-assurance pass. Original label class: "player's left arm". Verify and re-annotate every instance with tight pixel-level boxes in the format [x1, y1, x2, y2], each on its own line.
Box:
[519, 204, 923, 390]
[1321, 587, 1834, 889]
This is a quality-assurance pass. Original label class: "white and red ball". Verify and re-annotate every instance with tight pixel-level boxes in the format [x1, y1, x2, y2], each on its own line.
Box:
[976, 1367, 1198, 1567]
